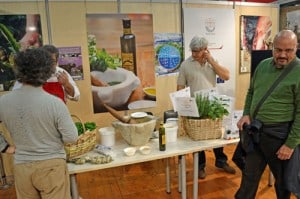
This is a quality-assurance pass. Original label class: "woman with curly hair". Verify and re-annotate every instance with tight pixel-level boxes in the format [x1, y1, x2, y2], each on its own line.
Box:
[0, 48, 78, 199]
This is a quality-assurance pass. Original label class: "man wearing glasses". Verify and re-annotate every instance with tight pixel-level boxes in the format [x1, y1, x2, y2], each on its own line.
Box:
[235, 30, 300, 199]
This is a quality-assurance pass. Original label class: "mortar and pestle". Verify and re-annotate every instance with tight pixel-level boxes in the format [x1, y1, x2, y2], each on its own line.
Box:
[98, 97, 135, 124]
[99, 98, 157, 146]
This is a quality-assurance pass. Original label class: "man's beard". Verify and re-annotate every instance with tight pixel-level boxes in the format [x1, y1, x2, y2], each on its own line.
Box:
[274, 58, 288, 68]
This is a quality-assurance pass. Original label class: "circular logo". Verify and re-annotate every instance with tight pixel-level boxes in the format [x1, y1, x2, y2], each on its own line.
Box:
[158, 45, 181, 69]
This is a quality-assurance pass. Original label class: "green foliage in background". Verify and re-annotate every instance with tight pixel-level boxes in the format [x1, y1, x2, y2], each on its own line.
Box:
[88, 34, 121, 72]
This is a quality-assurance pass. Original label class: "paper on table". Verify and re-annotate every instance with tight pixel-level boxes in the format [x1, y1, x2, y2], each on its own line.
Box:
[169, 87, 191, 111]
[194, 87, 218, 100]
[231, 110, 243, 133]
[223, 110, 243, 140]
[174, 97, 199, 117]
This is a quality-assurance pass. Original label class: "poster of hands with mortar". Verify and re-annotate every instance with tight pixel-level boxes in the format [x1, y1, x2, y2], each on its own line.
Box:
[86, 14, 156, 113]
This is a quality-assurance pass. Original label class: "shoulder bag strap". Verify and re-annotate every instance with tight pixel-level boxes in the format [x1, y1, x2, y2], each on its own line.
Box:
[253, 61, 298, 118]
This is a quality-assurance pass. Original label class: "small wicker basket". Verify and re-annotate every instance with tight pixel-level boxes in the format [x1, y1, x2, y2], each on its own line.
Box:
[179, 116, 222, 141]
[64, 115, 97, 160]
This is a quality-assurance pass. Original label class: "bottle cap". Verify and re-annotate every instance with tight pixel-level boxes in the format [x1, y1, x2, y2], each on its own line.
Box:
[122, 18, 131, 28]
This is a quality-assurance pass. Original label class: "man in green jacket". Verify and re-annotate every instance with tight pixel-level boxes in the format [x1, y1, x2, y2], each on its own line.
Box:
[235, 30, 300, 199]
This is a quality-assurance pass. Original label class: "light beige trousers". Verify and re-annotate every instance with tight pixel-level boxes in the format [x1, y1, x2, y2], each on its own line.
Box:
[14, 158, 71, 199]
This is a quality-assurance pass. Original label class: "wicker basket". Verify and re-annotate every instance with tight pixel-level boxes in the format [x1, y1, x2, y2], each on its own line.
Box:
[64, 115, 97, 160]
[180, 116, 222, 141]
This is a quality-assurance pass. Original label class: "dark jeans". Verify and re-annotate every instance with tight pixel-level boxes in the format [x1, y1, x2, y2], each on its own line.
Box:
[232, 141, 246, 171]
[235, 133, 291, 199]
[198, 147, 228, 169]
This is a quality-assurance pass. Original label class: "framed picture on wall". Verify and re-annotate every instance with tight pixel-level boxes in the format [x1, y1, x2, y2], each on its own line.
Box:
[58, 46, 83, 81]
[240, 15, 272, 73]
[286, 10, 300, 47]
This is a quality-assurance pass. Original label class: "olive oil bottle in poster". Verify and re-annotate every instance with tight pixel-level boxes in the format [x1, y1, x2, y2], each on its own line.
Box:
[120, 18, 137, 75]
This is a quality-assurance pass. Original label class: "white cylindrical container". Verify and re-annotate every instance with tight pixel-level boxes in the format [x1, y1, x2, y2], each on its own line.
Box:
[99, 127, 115, 147]
[166, 118, 178, 126]
[164, 123, 178, 143]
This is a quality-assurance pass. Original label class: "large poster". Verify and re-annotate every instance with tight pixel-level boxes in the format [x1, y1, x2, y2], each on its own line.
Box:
[287, 10, 300, 47]
[0, 14, 42, 91]
[240, 16, 272, 73]
[183, 8, 236, 97]
[86, 14, 156, 113]
[154, 33, 183, 76]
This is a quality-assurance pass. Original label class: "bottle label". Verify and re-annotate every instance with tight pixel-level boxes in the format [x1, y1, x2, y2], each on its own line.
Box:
[121, 52, 135, 72]
[162, 134, 165, 145]
[123, 28, 131, 34]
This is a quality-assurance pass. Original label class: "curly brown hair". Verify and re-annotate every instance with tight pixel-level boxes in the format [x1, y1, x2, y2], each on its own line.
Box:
[42, 44, 59, 61]
[14, 48, 55, 87]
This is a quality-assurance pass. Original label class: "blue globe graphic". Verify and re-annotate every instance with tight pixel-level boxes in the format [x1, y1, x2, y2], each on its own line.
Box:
[158, 45, 181, 69]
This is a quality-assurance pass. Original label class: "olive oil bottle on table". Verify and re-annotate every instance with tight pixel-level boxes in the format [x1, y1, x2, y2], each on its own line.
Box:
[120, 18, 137, 75]
[159, 122, 166, 151]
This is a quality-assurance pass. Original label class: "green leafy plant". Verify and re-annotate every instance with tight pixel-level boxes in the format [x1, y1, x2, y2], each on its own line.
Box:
[75, 122, 84, 136]
[194, 94, 229, 120]
[75, 122, 97, 136]
[0, 23, 20, 90]
[88, 34, 121, 72]
[0, 23, 20, 54]
[84, 122, 96, 131]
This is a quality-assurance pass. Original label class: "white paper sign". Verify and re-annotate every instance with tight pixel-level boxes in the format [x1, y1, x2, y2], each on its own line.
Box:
[169, 87, 191, 111]
[174, 97, 199, 117]
[194, 87, 218, 99]
[231, 110, 243, 132]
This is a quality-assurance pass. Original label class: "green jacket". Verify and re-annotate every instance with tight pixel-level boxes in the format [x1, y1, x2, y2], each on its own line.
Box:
[243, 57, 300, 149]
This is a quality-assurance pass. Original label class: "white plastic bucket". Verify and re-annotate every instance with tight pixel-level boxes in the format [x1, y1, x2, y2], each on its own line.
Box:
[99, 127, 115, 147]
[164, 123, 178, 143]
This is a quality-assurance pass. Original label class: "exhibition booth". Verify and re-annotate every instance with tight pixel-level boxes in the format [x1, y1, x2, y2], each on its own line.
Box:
[0, 0, 299, 198]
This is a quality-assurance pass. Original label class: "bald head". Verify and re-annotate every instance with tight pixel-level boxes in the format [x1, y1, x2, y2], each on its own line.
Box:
[273, 30, 298, 47]
[272, 30, 298, 68]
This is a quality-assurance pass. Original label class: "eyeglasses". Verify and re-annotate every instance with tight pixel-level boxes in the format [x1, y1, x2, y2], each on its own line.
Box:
[273, 48, 295, 54]
[191, 48, 206, 53]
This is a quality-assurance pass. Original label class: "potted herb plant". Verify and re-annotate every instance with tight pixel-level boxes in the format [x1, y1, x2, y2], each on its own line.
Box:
[182, 94, 229, 141]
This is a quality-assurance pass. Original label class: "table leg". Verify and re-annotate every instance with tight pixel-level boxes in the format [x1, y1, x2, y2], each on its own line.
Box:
[178, 155, 182, 193]
[70, 174, 79, 199]
[180, 155, 186, 199]
[166, 158, 171, 193]
[193, 152, 199, 199]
